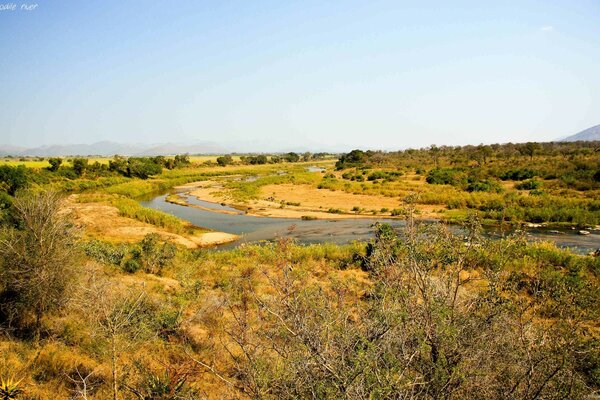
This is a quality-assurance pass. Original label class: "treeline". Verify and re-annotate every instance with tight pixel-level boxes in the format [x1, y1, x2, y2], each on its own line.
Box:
[0, 155, 192, 202]
[332, 143, 600, 226]
[216, 152, 331, 166]
[334, 142, 600, 193]
[336, 141, 600, 170]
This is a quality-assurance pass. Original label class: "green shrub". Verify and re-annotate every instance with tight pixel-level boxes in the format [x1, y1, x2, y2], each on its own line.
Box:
[516, 179, 542, 190]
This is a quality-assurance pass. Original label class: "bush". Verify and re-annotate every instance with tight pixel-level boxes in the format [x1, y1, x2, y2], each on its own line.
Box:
[0, 165, 28, 195]
[501, 168, 536, 181]
[123, 258, 142, 273]
[426, 168, 462, 186]
[216, 155, 233, 166]
[466, 179, 502, 193]
[516, 179, 542, 190]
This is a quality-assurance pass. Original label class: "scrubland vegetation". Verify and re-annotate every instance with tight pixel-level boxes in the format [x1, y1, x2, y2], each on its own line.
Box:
[332, 142, 600, 226]
[0, 190, 599, 399]
[0, 145, 599, 398]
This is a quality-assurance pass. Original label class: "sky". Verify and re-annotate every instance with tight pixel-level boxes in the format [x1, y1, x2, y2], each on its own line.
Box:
[0, 0, 599, 151]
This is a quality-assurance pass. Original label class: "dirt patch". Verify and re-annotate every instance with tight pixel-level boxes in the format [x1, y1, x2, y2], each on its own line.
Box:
[188, 183, 444, 219]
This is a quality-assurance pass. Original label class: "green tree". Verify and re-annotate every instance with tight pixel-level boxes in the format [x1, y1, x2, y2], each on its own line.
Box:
[108, 155, 128, 175]
[47, 157, 63, 172]
[127, 158, 162, 179]
[284, 152, 300, 163]
[0, 165, 28, 196]
[335, 149, 366, 169]
[174, 154, 190, 167]
[72, 158, 88, 177]
[518, 142, 540, 161]
[216, 155, 233, 167]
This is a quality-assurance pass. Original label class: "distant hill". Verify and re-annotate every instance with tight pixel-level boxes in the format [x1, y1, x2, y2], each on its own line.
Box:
[0, 141, 226, 157]
[561, 124, 600, 142]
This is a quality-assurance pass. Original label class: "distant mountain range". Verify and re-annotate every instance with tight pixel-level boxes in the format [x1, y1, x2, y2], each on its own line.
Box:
[3, 126, 599, 157]
[0, 141, 229, 157]
[561, 124, 600, 142]
[0, 139, 350, 157]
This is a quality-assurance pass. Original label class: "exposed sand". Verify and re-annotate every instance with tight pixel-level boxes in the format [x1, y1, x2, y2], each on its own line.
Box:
[64, 195, 238, 248]
[186, 183, 445, 219]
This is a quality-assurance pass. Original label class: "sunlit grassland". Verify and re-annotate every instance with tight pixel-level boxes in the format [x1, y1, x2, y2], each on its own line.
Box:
[222, 168, 325, 202]
[0, 157, 111, 168]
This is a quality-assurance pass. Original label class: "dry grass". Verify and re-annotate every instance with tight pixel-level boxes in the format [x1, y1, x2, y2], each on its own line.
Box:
[65, 195, 237, 248]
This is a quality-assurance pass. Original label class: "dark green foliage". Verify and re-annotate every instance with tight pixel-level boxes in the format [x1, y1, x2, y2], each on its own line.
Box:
[284, 152, 300, 163]
[515, 179, 542, 190]
[173, 154, 191, 168]
[500, 168, 536, 181]
[108, 155, 129, 175]
[466, 178, 502, 193]
[336, 149, 367, 169]
[367, 170, 402, 181]
[426, 167, 462, 186]
[216, 155, 233, 166]
[72, 158, 88, 177]
[0, 165, 28, 195]
[47, 157, 62, 172]
[243, 155, 268, 165]
[123, 258, 142, 273]
[518, 141, 540, 160]
[127, 158, 162, 179]
[108, 156, 162, 179]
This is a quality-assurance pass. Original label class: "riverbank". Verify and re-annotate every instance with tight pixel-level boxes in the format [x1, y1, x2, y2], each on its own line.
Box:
[64, 194, 239, 248]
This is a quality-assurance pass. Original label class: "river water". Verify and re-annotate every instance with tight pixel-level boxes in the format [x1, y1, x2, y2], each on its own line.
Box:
[140, 193, 600, 254]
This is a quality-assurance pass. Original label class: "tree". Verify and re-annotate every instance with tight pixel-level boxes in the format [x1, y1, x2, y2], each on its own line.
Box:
[108, 156, 128, 175]
[72, 158, 88, 177]
[518, 142, 540, 161]
[0, 191, 79, 336]
[216, 155, 233, 167]
[79, 278, 147, 400]
[0, 165, 28, 196]
[430, 144, 441, 167]
[284, 152, 300, 163]
[126, 158, 162, 179]
[479, 144, 493, 164]
[173, 154, 190, 168]
[335, 149, 366, 169]
[47, 157, 63, 172]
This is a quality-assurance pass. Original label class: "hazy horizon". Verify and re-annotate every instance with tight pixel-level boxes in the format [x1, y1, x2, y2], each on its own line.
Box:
[1, 1, 599, 149]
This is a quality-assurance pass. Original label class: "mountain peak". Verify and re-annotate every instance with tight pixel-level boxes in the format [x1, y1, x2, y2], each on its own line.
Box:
[561, 124, 600, 142]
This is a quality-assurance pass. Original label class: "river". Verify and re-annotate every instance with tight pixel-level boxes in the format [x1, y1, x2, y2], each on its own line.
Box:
[140, 193, 600, 254]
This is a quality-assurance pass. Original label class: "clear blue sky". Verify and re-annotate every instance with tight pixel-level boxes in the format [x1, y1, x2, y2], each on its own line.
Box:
[1, 0, 599, 150]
